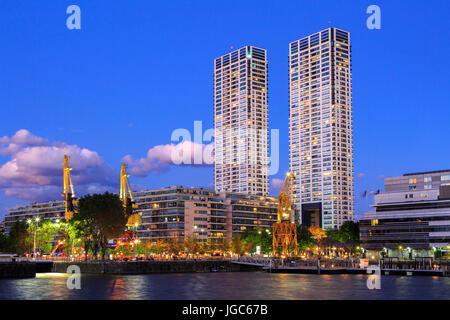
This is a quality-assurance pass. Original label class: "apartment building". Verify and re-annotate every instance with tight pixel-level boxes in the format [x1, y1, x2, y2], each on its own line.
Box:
[134, 186, 278, 242]
[2, 201, 65, 233]
[289, 28, 354, 229]
[214, 46, 269, 196]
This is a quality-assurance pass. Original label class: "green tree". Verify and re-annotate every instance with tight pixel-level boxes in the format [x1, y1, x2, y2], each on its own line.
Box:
[54, 221, 80, 256]
[240, 229, 272, 254]
[8, 220, 31, 255]
[166, 238, 182, 255]
[231, 235, 246, 256]
[33, 219, 59, 254]
[134, 244, 146, 255]
[339, 221, 360, 242]
[71, 192, 127, 260]
[215, 238, 231, 255]
[297, 225, 314, 251]
[326, 229, 341, 241]
[0, 231, 9, 253]
[183, 236, 203, 257]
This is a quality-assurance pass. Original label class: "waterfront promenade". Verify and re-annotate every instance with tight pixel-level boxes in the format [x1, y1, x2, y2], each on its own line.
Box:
[1, 256, 449, 278]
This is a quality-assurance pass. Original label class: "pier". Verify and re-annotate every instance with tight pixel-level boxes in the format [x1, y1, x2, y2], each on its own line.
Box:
[231, 257, 450, 277]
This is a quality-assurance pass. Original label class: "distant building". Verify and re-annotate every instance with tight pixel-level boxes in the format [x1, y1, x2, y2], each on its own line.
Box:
[2, 201, 65, 234]
[134, 186, 278, 242]
[289, 28, 354, 229]
[214, 46, 269, 196]
[360, 170, 450, 259]
[1, 187, 278, 243]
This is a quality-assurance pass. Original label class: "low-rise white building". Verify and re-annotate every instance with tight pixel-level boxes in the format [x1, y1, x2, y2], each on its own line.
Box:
[360, 170, 450, 259]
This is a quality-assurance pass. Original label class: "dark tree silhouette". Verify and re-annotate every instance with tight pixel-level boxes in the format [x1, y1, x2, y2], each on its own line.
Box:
[71, 192, 127, 260]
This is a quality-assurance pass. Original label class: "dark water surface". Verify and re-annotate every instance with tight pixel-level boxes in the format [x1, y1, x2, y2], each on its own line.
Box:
[0, 272, 449, 300]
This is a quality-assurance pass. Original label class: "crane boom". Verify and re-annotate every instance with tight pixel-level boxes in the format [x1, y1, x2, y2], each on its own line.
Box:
[273, 172, 297, 257]
[120, 163, 134, 207]
[63, 155, 77, 221]
[116, 163, 141, 251]
[277, 172, 295, 222]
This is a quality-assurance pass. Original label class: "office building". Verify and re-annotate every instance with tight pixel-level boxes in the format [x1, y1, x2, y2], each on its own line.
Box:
[360, 170, 450, 259]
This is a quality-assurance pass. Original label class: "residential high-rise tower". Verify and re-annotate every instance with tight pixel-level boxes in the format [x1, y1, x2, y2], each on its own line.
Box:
[214, 46, 269, 195]
[289, 28, 354, 229]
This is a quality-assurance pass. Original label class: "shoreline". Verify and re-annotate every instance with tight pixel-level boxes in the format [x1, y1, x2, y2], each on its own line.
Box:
[1, 259, 449, 278]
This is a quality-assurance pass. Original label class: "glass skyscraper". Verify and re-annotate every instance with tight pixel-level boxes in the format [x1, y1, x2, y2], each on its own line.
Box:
[214, 46, 269, 196]
[289, 28, 354, 229]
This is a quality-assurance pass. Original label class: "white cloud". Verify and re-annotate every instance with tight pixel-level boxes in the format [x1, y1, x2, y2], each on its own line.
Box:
[0, 130, 118, 203]
[270, 178, 284, 189]
[123, 141, 213, 177]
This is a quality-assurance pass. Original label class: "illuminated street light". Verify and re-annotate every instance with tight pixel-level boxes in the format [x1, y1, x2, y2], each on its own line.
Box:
[28, 217, 40, 261]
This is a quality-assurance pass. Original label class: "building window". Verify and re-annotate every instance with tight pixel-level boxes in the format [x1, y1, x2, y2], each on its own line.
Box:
[409, 178, 417, 184]
[424, 177, 432, 183]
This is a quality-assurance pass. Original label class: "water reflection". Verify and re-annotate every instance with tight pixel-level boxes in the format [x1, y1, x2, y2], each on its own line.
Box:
[0, 272, 449, 300]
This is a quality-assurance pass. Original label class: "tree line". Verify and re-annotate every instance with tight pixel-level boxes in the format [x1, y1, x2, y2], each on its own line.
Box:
[0, 192, 361, 258]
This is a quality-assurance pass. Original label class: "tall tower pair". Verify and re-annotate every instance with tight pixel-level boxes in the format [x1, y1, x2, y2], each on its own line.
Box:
[214, 28, 354, 230]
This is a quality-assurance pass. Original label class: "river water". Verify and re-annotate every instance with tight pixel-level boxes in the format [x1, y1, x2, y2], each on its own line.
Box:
[0, 272, 449, 300]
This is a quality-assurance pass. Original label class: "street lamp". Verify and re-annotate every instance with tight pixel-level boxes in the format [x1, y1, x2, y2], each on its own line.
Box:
[28, 217, 40, 260]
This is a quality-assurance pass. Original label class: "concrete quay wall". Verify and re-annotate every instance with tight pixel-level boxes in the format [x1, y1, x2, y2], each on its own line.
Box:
[0, 262, 36, 278]
[52, 260, 257, 274]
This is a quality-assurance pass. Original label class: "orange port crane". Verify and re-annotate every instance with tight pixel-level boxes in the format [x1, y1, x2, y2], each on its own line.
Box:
[115, 163, 142, 250]
[272, 172, 298, 257]
[63, 155, 77, 221]
[50, 239, 66, 256]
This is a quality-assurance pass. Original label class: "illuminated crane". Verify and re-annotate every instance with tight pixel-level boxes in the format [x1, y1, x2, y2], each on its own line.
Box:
[115, 163, 142, 251]
[272, 172, 297, 257]
[63, 155, 77, 221]
[50, 240, 66, 256]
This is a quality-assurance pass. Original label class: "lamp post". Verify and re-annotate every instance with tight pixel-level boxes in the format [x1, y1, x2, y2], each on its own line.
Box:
[27, 217, 40, 260]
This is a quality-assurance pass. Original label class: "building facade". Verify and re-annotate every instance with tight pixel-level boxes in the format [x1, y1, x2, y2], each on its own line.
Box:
[214, 46, 269, 196]
[2, 201, 65, 234]
[1, 187, 278, 242]
[360, 170, 450, 259]
[288, 28, 354, 229]
[134, 186, 278, 242]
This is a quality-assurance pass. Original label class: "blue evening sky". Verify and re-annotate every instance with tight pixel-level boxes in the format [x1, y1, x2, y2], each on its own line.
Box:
[0, 0, 449, 220]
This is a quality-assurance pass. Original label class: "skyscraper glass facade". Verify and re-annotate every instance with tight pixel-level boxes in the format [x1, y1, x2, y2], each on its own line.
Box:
[214, 46, 269, 195]
[289, 28, 354, 229]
